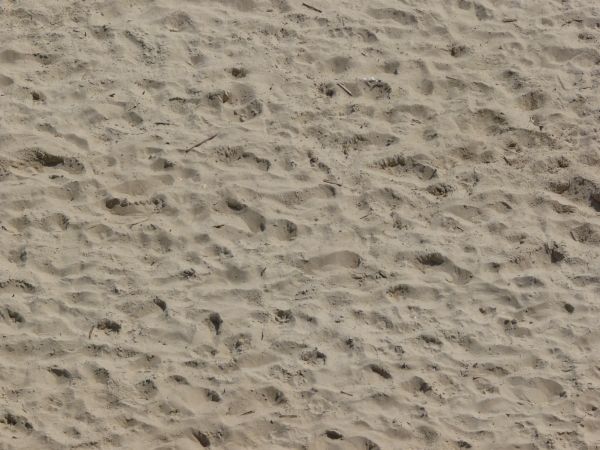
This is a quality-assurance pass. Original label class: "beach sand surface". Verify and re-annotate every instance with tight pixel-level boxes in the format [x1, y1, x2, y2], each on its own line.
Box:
[0, 0, 599, 448]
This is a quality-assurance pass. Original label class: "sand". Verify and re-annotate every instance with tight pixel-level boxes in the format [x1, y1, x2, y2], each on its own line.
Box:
[1, 0, 600, 448]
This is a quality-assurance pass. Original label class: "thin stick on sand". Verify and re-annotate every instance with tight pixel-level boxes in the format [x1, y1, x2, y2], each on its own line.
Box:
[129, 218, 150, 229]
[337, 82, 353, 96]
[184, 133, 218, 153]
[302, 3, 322, 13]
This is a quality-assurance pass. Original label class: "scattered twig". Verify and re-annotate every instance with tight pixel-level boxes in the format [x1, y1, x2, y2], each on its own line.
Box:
[88, 325, 95, 339]
[557, 76, 567, 90]
[260, 267, 267, 277]
[302, 2, 322, 13]
[360, 212, 372, 220]
[340, 391, 353, 396]
[129, 218, 149, 229]
[213, 224, 225, 228]
[336, 82, 353, 96]
[184, 133, 218, 153]
[503, 156, 513, 166]
[241, 410, 255, 416]
[502, 18, 517, 23]
[323, 179, 343, 187]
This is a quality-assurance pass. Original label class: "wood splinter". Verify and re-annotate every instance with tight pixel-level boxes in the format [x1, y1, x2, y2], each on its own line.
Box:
[337, 82, 353, 96]
[129, 218, 149, 229]
[302, 2, 322, 13]
[183, 133, 218, 153]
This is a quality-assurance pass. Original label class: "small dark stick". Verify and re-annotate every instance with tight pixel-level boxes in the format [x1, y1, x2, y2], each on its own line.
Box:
[336, 82, 353, 96]
[129, 218, 149, 229]
[184, 133, 218, 153]
[88, 325, 95, 339]
[302, 2, 322, 13]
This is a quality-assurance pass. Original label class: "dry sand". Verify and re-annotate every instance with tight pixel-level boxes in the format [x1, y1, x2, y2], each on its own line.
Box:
[1, 0, 600, 448]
